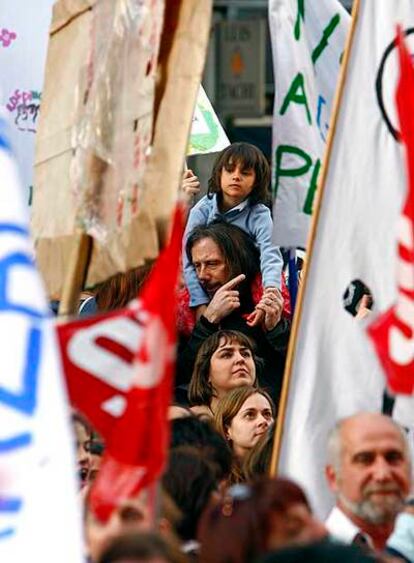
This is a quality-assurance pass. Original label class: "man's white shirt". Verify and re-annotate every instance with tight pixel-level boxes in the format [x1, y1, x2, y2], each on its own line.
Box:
[325, 506, 374, 547]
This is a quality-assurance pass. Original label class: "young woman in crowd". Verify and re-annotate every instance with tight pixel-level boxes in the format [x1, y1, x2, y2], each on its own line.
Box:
[213, 386, 275, 484]
[187, 330, 261, 418]
[182, 142, 283, 326]
[197, 476, 327, 563]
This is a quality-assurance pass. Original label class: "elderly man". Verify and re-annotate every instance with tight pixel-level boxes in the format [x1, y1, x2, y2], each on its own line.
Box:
[325, 412, 412, 552]
[177, 221, 290, 405]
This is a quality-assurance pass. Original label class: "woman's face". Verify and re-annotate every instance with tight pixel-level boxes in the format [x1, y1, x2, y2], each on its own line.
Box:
[226, 393, 273, 459]
[209, 337, 256, 398]
[73, 420, 91, 488]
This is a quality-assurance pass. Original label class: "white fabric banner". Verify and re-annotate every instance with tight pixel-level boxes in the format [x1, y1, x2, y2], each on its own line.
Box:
[269, 0, 349, 247]
[0, 115, 83, 561]
[279, 0, 414, 519]
[0, 1, 54, 204]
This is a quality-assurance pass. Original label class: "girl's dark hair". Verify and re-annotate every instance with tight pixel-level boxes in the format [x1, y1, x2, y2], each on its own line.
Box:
[188, 331, 262, 407]
[207, 142, 271, 207]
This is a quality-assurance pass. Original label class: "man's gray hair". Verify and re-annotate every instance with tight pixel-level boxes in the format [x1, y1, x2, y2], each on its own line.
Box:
[326, 419, 343, 473]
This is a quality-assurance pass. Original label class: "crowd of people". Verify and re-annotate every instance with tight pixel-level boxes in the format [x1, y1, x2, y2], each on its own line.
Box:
[71, 143, 414, 562]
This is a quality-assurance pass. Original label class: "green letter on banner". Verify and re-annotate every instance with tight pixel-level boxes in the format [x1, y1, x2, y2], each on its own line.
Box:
[280, 73, 312, 125]
[294, 0, 305, 41]
[312, 14, 340, 64]
[302, 158, 321, 215]
[274, 145, 312, 197]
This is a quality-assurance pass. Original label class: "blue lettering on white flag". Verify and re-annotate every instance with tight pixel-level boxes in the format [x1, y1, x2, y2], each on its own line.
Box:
[0, 222, 46, 540]
[316, 95, 329, 143]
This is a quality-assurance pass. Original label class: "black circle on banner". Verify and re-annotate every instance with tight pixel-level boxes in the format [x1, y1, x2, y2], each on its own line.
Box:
[376, 27, 414, 142]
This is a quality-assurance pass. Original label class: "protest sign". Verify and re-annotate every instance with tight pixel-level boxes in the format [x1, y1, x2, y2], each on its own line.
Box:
[269, 0, 349, 247]
[0, 1, 54, 205]
[0, 115, 82, 561]
[32, 0, 213, 299]
[275, 0, 414, 519]
[188, 85, 229, 156]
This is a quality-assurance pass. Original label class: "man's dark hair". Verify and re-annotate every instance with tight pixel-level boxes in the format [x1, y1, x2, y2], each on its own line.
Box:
[170, 416, 232, 482]
[208, 142, 272, 207]
[98, 532, 180, 563]
[185, 221, 260, 301]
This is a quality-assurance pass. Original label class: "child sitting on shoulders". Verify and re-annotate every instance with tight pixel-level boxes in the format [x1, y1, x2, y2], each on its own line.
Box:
[182, 142, 283, 326]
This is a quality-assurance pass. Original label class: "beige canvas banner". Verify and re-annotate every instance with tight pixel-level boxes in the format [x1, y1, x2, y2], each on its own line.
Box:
[32, 0, 212, 298]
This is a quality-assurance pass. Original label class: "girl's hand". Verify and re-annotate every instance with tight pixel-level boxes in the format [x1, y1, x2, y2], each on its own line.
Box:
[254, 287, 284, 332]
[181, 169, 201, 202]
[246, 307, 265, 327]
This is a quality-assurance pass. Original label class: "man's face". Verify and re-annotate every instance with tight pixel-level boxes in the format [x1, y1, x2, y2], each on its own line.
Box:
[191, 237, 230, 297]
[326, 414, 411, 525]
[85, 489, 154, 561]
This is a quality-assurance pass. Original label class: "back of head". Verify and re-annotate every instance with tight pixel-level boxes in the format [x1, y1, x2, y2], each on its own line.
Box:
[162, 446, 218, 542]
[198, 477, 321, 563]
[95, 262, 154, 312]
[198, 484, 263, 563]
[97, 532, 184, 563]
[170, 416, 232, 481]
[258, 541, 378, 563]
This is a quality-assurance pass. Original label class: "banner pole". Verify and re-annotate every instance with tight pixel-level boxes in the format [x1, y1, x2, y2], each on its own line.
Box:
[269, 0, 361, 477]
[58, 232, 93, 318]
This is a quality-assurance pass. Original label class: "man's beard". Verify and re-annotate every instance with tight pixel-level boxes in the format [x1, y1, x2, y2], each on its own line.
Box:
[339, 485, 405, 525]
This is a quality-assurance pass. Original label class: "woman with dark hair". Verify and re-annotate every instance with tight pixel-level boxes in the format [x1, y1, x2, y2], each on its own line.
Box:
[187, 330, 260, 418]
[214, 386, 274, 484]
[197, 477, 327, 563]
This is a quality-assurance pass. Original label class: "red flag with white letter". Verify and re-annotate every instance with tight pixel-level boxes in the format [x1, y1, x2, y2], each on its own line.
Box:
[367, 29, 414, 395]
[58, 205, 184, 521]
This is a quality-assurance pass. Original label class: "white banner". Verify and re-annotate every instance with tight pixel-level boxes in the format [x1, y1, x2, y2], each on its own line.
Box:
[188, 85, 230, 156]
[0, 1, 54, 205]
[0, 115, 83, 561]
[269, 0, 349, 247]
[279, 0, 414, 519]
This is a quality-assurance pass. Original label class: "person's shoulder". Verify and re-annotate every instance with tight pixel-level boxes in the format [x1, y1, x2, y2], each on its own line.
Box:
[249, 201, 272, 215]
[191, 194, 211, 212]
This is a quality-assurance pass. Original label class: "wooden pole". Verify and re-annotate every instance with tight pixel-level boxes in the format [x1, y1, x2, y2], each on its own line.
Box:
[269, 0, 361, 477]
[57, 232, 93, 319]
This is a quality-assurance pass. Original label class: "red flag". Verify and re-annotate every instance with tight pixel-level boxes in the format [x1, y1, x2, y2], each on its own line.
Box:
[367, 29, 414, 395]
[58, 205, 184, 521]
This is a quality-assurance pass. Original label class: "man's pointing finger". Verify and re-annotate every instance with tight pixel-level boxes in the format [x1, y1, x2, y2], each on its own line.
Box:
[221, 274, 246, 290]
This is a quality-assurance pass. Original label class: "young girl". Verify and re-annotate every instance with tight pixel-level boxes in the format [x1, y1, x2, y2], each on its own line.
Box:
[182, 142, 283, 323]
